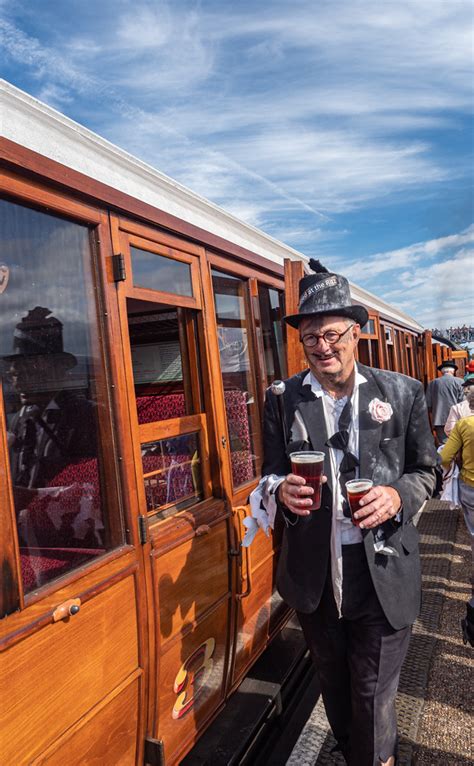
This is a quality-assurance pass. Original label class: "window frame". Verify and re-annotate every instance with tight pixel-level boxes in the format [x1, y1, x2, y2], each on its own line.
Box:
[0, 177, 133, 608]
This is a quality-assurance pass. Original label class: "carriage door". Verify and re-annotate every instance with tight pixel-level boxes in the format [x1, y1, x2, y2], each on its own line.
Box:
[0, 182, 146, 765]
[207, 254, 291, 687]
[111, 216, 233, 765]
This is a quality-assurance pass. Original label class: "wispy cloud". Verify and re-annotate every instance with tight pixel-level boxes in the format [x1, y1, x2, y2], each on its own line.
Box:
[1, 0, 472, 328]
[345, 227, 474, 327]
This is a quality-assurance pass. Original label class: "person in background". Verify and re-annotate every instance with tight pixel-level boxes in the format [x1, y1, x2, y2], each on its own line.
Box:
[253, 260, 436, 766]
[440, 388, 474, 646]
[444, 374, 474, 437]
[425, 360, 464, 444]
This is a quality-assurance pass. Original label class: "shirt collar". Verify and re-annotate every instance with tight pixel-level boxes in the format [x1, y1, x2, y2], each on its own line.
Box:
[302, 363, 367, 399]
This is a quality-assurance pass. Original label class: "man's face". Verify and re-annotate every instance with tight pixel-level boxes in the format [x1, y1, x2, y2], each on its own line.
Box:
[299, 315, 360, 383]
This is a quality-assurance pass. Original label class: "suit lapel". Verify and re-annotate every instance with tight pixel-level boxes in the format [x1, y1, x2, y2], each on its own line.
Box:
[357, 367, 384, 481]
[295, 382, 333, 495]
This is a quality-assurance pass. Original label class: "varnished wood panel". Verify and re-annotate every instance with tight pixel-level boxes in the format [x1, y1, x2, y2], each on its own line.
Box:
[284, 259, 306, 376]
[232, 561, 273, 684]
[153, 520, 229, 645]
[33, 675, 141, 766]
[155, 601, 229, 764]
[1, 575, 139, 765]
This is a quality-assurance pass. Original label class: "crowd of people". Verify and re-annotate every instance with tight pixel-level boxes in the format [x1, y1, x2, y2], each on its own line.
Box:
[430, 325, 474, 343]
[248, 260, 472, 766]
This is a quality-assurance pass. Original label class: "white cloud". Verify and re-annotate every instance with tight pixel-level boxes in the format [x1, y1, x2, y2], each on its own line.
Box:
[348, 230, 474, 327]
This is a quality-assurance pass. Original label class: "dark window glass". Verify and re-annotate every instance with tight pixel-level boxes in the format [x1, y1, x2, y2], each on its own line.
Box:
[0, 199, 124, 594]
[130, 246, 192, 296]
[212, 270, 260, 488]
[258, 286, 287, 387]
[127, 300, 202, 424]
[142, 432, 202, 516]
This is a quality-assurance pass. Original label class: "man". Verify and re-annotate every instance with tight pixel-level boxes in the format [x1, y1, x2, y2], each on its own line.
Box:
[256, 261, 436, 766]
[444, 373, 474, 437]
[440, 387, 474, 647]
[425, 360, 464, 444]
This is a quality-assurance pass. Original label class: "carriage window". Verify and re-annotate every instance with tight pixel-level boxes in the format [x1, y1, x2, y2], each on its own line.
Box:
[0, 199, 124, 595]
[258, 286, 287, 387]
[142, 432, 203, 516]
[212, 270, 261, 488]
[127, 299, 202, 424]
[130, 246, 192, 295]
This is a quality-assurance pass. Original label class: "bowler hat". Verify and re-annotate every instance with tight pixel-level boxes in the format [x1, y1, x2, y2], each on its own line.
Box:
[437, 360, 458, 372]
[2, 307, 76, 368]
[283, 259, 368, 329]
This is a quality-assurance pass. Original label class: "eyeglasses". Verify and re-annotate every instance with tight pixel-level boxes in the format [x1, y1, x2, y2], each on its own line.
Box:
[300, 324, 355, 348]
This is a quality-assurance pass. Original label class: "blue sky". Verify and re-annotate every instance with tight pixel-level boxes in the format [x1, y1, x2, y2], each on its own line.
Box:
[1, 0, 473, 329]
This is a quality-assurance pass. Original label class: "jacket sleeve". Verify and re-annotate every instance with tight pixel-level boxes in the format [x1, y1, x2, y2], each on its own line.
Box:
[440, 423, 462, 467]
[389, 381, 437, 523]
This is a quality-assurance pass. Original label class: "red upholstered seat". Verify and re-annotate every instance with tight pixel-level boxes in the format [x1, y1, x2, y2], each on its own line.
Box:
[17, 458, 103, 550]
[224, 389, 254, 486]
[136, 393, 186, 424]
[20, 547, 103, 592]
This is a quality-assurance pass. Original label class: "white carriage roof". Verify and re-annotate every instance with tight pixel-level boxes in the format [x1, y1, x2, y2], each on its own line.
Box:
[1, 80, 424, 333]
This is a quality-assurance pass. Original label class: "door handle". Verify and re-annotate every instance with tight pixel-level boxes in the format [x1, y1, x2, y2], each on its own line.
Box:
[235, 506, 252, 601]
[53, 598, 81, 622]
[195, 524, 211, 537]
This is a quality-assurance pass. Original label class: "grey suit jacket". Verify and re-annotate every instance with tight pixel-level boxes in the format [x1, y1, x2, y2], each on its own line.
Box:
[262, 364, 437, 630]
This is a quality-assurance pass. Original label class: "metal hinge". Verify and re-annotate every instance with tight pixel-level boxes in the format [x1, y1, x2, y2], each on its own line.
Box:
[144, 737, 165, 766]
[112, 253, 126, 282]
[138, 515, 148, 545]
[228, 548, 241, 557]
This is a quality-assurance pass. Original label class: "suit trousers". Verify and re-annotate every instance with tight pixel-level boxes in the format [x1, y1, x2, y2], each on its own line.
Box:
[297, 543, 411, 766]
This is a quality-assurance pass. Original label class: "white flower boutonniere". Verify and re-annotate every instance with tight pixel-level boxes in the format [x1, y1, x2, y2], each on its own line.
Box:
[368, 397, 393, 424]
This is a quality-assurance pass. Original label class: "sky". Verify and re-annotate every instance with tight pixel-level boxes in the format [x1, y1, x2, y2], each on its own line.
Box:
[1, 0, 473, 330]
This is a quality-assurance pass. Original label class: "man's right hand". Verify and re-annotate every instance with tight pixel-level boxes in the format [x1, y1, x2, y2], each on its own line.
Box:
[277, 473, 327, 516]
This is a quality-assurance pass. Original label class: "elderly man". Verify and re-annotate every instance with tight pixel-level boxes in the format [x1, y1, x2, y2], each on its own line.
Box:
[257, 261, 436, 766]
[426, 359, 464, 444]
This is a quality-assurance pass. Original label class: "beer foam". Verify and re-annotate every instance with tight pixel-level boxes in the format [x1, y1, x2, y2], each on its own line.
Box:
[346, 481, 372, 493]
[290, 452, 324, 464]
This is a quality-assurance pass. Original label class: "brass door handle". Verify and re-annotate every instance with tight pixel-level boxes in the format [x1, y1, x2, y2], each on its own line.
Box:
[53, 598, 81, 622]
[235, 506, 252, 601]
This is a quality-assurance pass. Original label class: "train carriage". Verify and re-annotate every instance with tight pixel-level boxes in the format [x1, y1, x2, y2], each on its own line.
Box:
[0, 80, 465, 766]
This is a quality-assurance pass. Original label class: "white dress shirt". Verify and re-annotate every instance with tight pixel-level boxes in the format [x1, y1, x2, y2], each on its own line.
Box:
[304, 368, 367, 614]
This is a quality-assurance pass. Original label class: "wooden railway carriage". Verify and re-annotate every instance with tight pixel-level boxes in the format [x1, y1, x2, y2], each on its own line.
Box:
[0, 81, 462, 765]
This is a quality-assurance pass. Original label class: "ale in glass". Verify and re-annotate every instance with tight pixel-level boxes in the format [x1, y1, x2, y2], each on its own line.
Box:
[290, 451, 325, 510]
[346, 479, 374, 526]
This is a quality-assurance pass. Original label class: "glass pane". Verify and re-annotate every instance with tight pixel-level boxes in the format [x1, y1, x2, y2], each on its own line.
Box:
[0, 199, 123, 594]
[127, 300, 202, 424]
[142, 432, 203, 516]
[130, 246, 192, 296]
[361, 318, 376, 335]
[212, 270, 260, 488]
[258, 286, 287, 387]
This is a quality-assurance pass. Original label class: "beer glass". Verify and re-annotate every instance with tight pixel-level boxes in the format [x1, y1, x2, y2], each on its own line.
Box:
[345, 479, 374, 526]
[290, 451, 325, 510]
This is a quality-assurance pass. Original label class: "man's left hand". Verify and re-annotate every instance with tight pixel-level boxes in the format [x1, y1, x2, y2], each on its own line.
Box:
[353, 485, 401, 529]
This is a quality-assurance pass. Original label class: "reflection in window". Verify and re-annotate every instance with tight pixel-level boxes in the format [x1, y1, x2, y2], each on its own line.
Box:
[212, 270, 260, 488]
[127, 300, 202, 424]
[0, 199, 123, 594]
[258, 286, 287, 388]
[142, 432, 202, 516]
[130, 246, 192, 296]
